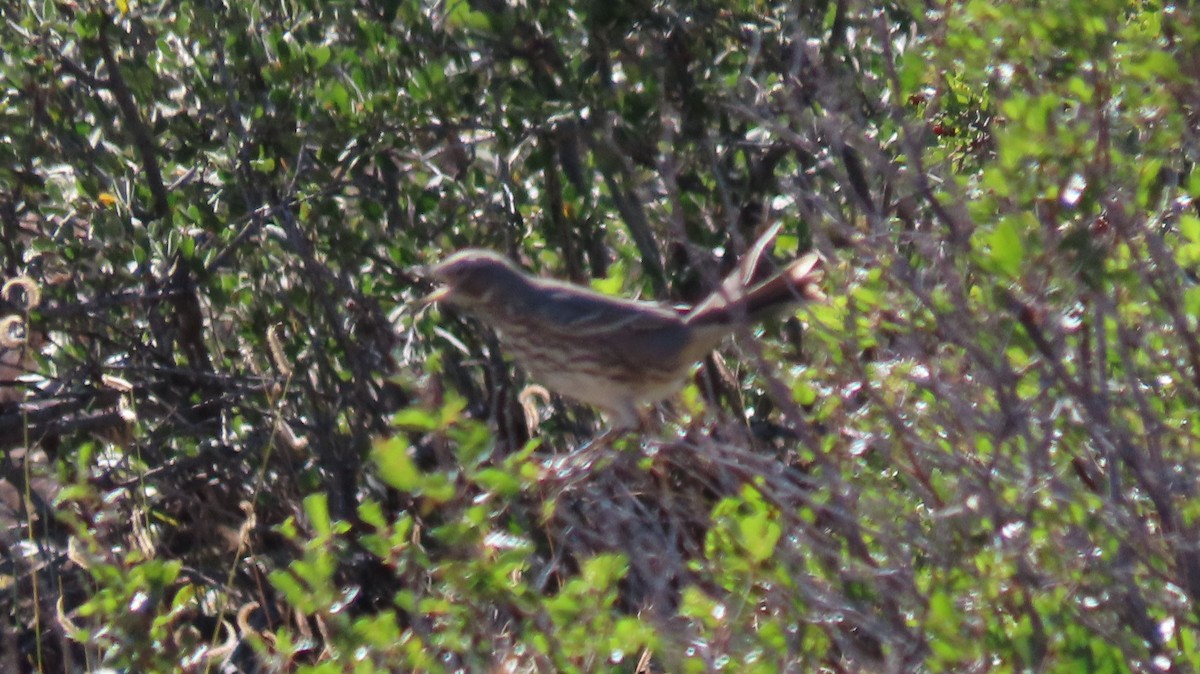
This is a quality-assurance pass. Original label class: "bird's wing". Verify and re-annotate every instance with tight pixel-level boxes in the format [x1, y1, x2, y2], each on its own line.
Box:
[533, 281, 684, 337]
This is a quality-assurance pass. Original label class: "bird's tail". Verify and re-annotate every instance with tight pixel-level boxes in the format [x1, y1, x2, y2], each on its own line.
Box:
[685, 223, 824, 334]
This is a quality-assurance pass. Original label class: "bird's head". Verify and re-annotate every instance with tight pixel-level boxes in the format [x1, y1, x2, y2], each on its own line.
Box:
[423, 249, 527, 309]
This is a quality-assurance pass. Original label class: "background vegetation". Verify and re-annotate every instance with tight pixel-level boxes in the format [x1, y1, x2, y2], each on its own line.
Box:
[2, 0, 1198, 671]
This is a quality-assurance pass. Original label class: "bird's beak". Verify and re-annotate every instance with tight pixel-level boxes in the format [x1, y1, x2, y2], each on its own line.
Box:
[422, 285, 452, 305]
[412, 261, 450, 305]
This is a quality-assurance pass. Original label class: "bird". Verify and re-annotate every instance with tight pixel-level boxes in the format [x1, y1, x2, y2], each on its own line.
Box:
[423, 224, 824, 431]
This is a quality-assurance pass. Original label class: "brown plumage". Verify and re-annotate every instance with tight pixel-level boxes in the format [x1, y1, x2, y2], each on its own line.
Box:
[425, 225, 824, 430]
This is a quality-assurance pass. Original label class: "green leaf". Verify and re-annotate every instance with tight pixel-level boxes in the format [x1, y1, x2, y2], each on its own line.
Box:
[320, 82, 351, 115]
[897, 49, 927, 93]
[738, 509, 781, 563]
[309, 44, 332, 68]
[303, 493, 332, 537]
[392, 407, 439, 431]
[473, 467, 521, 496]
[581, 553, 628, 589]
[590, 260, 627, 295]
[1180, 215, 1200, 244]
[445, 0, 492, 31]
[251, 155, 276, 173]
[418, 472, 457, 504]
[357, 500, 386, 530]
[792, 381, 817, 406]
[371, 437, 421, 491]
[978, 218, 1025, 277]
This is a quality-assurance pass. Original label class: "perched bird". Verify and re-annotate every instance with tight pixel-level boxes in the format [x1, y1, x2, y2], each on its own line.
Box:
[424, 225, 824, 430]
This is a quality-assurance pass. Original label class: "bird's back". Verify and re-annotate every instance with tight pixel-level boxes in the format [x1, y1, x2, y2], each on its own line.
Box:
[478, 278, 697, 424]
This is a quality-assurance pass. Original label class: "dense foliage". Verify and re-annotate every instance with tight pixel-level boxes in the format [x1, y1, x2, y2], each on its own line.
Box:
[2, 0, 1199, 671]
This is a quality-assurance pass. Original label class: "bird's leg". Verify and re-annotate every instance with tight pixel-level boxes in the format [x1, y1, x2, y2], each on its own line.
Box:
[549, 405, 641, 475]
[577, 415, 637, 452]
[572, 402, 638, 447]
[539, 429, 617, 485]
